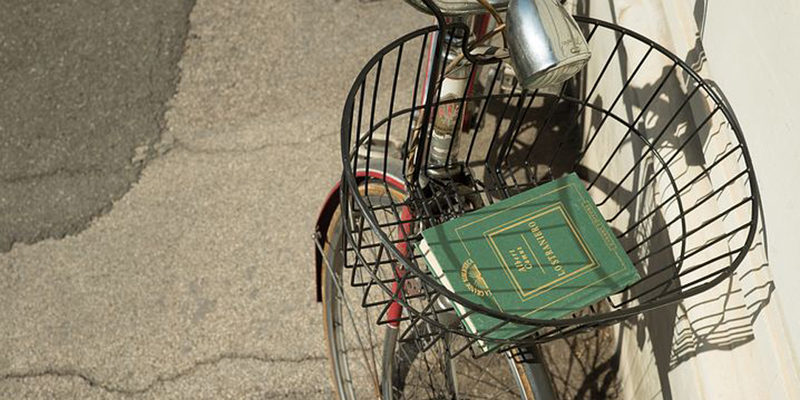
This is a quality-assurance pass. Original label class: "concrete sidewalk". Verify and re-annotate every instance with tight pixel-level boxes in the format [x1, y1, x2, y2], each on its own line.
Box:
[1, 1, 423, 398]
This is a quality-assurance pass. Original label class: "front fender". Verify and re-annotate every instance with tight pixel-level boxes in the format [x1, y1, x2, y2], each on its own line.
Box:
[313, 158, 406, 302]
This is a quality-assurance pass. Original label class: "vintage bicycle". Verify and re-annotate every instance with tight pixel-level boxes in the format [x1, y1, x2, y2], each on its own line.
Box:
[313, 1, 760, 398]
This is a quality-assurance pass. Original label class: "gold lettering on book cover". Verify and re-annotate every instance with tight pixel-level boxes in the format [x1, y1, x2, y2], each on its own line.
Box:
[460, 258, 491, 297]
[484, 203, 599, 301]
[527, 220, 566, 277]
[454, 185, 572, 255]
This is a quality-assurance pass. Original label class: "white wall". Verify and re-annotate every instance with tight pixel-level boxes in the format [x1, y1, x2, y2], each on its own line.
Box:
[581, 0, 800, 398]
[700, 0, 800, 357]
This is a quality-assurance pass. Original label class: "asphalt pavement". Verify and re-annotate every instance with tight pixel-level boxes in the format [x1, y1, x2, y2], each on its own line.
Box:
[1, 1, 423, 398]
[0, 0, 194, 252]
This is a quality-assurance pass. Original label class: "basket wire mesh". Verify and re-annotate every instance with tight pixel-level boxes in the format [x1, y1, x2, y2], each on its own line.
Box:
[338, 16, 760, 357]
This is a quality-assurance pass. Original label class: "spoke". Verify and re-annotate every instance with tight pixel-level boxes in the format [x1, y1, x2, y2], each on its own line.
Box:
[456, 369, 517, 395]
[316, 233, 381, 392]
[359, 268, 380, 385]
[460, 356, 517, 393]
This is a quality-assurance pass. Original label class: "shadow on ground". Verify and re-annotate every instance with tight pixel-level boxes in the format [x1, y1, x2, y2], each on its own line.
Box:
[0, 1, 195, 252]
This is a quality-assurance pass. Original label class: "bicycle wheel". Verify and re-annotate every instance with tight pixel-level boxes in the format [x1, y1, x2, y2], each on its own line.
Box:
[322, 179, 534, 399]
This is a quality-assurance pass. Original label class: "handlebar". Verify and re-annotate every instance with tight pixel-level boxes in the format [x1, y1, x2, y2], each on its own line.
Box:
[402, 0, 510, 16]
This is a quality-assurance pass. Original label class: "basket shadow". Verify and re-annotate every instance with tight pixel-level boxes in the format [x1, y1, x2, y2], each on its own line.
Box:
[539, 1, 772, 396]
[468, 65, 771, 400]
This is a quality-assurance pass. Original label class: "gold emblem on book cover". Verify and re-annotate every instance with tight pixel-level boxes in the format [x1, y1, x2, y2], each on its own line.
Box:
[461, 258, 491, 297]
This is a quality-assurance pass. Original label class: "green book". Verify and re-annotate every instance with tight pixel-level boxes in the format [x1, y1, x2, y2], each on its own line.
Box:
[417, 173, 639, 351]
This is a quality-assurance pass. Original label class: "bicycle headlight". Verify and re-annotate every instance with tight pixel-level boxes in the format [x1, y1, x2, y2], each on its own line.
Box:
[506, 0, 591, 90]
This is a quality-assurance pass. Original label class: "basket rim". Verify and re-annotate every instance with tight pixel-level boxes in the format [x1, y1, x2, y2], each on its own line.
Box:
[338, 16, 762, 329]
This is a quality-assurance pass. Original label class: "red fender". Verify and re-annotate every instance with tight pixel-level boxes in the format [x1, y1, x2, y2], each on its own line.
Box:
[314, 170, 406, 302]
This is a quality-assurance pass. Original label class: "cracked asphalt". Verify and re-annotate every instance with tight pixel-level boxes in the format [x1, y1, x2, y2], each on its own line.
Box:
[1, 0, 423, 398]
[0, 0, 194, 252]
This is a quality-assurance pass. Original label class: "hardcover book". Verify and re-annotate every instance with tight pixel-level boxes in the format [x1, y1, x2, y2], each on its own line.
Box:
[417, 173, 639, 351]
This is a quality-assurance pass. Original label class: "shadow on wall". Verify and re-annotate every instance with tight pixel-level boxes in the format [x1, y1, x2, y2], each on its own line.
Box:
[475, 1, 773, 398]
[472, 2, 773, 397]
[589, 0, 774, 399]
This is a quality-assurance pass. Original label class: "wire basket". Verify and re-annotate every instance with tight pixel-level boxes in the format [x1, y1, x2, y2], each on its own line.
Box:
[338, 15, 760, 357]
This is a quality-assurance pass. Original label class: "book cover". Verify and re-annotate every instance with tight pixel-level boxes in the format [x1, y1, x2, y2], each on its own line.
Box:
[417, 173, 639, 350]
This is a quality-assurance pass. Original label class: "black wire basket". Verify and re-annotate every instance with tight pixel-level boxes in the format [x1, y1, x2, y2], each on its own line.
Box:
[338, 9, 760, 358]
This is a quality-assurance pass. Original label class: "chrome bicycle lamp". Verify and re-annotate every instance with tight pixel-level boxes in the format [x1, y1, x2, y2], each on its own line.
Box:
[506, 0, 591, 90]
[404, 0, 591, 89]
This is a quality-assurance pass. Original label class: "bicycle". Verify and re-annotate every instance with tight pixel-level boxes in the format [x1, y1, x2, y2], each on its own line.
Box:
[313, 1, 760, 398]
